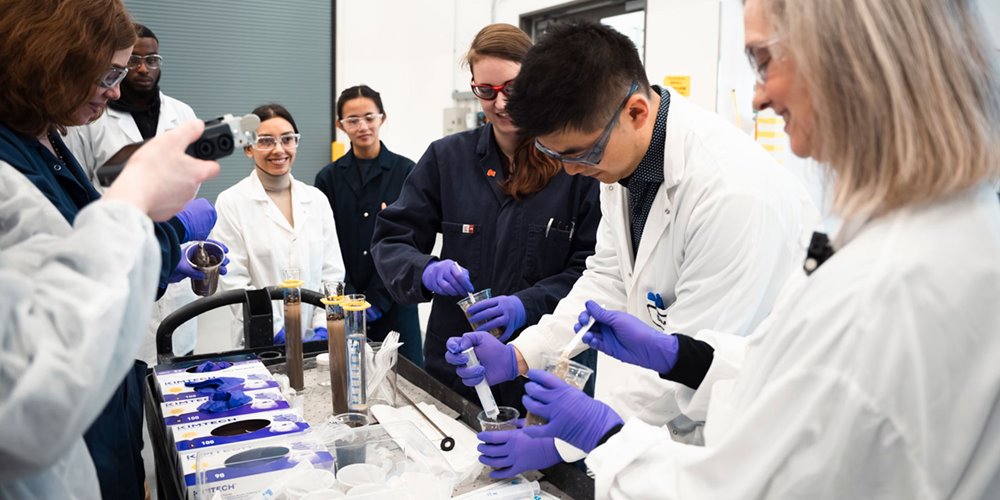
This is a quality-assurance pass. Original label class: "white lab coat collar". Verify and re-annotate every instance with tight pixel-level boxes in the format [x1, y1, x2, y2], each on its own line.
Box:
[243, 169, 314, 235]
[104, 91, 181, 143]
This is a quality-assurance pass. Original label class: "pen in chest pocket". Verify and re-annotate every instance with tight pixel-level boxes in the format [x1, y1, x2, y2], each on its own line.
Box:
[545, 217, 576, 239]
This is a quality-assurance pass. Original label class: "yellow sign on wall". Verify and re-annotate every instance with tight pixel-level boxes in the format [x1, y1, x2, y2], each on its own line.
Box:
[663, 75, 691, 97]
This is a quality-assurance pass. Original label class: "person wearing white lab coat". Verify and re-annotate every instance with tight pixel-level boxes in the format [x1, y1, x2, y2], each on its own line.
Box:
[446, 22, 816, 472]
[212, 104, 345, 347]
[505, 1, 1000, 497]
[0, 121, 220, 499]
[62, 23, 200, 363]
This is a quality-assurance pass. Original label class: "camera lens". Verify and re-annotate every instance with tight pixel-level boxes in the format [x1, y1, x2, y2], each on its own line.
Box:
[195, 140, 215, 159]
[217, 135, 234, 155]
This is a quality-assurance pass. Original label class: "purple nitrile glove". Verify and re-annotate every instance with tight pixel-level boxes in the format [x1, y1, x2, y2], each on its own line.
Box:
[477, 430, 562, 479]
[421, 259, 474, 296]
[310, 327, 328, 342]
[365, 305, 382, 323]
[194, 360, 232, 373]
[577, 300, 679, 374]
[522, 369, 623, 453]
[444, 331, 518, 386]
[197, 389, 252, 413]
[273, 328, 286, 345]
[168, 240, 230, 283]
[175, 198, 217, 242]
[467, 295, 526, 342]
[184, 377, 245, 394]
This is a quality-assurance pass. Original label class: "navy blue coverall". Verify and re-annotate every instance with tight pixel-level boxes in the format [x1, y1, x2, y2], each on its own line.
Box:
[371, 124, 601, 410]
[0, 123, 185, 500]
[314, 142, 423, 366]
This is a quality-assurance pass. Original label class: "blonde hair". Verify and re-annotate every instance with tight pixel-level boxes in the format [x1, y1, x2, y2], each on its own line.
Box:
[762, 0, 1000, 217]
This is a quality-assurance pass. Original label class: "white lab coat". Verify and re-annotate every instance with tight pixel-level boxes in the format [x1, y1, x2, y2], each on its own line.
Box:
[211, 170, 346, 347]
[510, 88, 817, 457]
[63, 92, 199, 363]
[586, 183, 1000, 499]
[0, 162, 158, 499]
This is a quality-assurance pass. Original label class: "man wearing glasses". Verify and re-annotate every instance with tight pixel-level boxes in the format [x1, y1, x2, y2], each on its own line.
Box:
[65, 23, 197, 190]
[446, 21, 816, 474]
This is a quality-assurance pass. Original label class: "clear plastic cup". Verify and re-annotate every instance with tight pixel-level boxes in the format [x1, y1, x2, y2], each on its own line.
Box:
[477, 406, 519, 431]
[186, 241, 224, 296]
[332, 413, 369, 471]
[457, 288, 503, 338]
[524, 353, 594, 427]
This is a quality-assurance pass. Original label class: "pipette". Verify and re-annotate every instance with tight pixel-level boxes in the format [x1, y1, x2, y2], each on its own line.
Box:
[454, 262, 476, 304]
[559, 304, 604, 359]
[463, 347, 499, 419]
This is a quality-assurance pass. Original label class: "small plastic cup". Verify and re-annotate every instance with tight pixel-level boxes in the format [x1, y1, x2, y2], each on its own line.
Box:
[541, 352, 594, 390]
[332, 412, 369, 471]
[457, 288, 504, 338]
[524, 353, 595, 427]
[477, 406, 519, 432]
[336, 463, 386, 490]
[285, 468, 337, 499]
[316, 353, 331, 387]
[186, 241, 224, 296]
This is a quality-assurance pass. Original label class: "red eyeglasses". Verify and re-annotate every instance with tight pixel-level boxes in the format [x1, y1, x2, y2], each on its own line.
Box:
[470, 79, 514, 100]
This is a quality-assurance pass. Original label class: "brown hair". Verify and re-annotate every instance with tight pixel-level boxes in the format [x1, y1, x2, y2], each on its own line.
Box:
[0, 0, 136, 136]
[466, 23, 562, 199]
[760, 0, 1000, 217]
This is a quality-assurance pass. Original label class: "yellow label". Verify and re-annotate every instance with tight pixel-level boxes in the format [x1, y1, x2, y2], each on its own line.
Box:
[182, 431, 196, 438]
[170, 408, 183, 415]
[169, 387, 182, 393]
[663, 75, 691, 97]
[341, 300, 371, 312]
[320, 295, 346, 306]
[278, 279, 305, 289]
[331, 141, 346, 162]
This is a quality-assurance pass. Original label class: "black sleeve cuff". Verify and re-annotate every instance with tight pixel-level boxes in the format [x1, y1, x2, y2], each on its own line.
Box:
[167, 216, 188, 242]
[597, 423, 625, 448]
[661, 334, 715, 390]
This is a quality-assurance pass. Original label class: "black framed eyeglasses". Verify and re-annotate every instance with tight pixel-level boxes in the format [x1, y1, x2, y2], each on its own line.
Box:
[470, 79, 514, 101]
[127, 54, 163, 70]
[252, 133, 301, 150]
[98, 66, 128, 89]
[534, 80, 639, 167]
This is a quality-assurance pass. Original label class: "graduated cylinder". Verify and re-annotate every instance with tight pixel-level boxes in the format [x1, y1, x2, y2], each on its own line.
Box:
[280, 268, 305, 391]
[322, 281, 348, 414]
[342, 294, 369, 413]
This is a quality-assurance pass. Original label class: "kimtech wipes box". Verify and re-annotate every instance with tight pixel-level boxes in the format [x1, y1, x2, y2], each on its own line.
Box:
[170, 411, 310, 451]
[154, 357, 273, 396]
[162, 388, 291, 426]
[183, 436, 334, 499]
[159, 370, 280, 402]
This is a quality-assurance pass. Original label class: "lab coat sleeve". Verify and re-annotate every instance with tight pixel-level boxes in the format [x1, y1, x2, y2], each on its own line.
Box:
[61, 125, 98, 179]
[511, 204, 629, 371]
[512, 179, 601, 329]
[0, 167, 158, 479]
[364, 161, 415, 313]
[370, 146, 443, 305]
[211, 191, 252, 338]
[586, 370, 929, 500]
[665, 189, 798, 337]
[313, 198, 346, 330]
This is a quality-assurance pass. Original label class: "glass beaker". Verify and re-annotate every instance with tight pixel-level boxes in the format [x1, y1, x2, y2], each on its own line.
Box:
[456, 288, 504, 338]
[331, 412, 370, 471]
[281, 267, 305, 391]
[342, 294, 369, 413]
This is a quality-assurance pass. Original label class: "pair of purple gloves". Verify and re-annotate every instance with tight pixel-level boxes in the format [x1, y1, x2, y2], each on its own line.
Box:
[446, 300, 680, 478]
[422, 259, 526, 341]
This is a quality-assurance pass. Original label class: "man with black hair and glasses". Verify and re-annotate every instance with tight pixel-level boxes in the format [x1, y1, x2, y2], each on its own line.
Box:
[445, 21, 817, 476]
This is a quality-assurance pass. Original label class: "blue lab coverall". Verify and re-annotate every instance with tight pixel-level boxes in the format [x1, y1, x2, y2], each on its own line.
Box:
[0, 122, 185, 500]
[371, 124, 601, 409]
[315, 142, 423, 366]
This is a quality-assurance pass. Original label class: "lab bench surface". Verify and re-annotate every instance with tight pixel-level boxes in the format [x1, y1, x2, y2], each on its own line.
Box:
[144, 351, 594, 499]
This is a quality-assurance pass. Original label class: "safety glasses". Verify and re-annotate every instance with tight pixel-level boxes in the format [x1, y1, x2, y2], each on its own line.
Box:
[745, 37, 784, 85]
[534, 80, 639, 167]
[252, 133, 301, 150]
[98, 66, 129, 89]
[127, 54, 163, 70]
[470, 79, 514, 101]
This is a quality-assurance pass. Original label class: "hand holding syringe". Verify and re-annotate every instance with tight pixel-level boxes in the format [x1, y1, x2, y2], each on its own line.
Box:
[463, 347, 499, 419]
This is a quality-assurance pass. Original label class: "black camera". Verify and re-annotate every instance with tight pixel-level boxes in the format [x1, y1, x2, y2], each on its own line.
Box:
[95, 113, 260, 186]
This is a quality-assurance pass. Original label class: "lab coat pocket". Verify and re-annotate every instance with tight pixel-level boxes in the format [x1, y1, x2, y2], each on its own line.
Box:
[441, 221, 483, 282]
[524, 224, 572, 283]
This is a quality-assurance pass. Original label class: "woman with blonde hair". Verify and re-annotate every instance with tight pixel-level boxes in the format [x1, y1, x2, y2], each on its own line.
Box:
[501, 0, 1000, 497]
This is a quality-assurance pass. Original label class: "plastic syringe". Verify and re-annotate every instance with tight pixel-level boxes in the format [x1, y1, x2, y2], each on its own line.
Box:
[463, 347, 499, 419]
